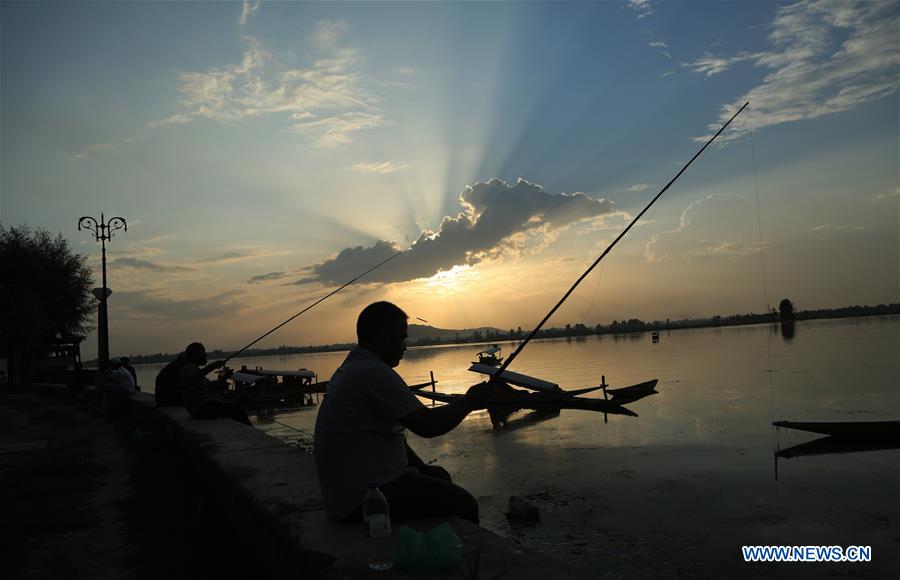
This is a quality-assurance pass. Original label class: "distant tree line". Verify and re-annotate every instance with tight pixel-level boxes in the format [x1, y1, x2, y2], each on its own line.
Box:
[119, 301, 899, 365]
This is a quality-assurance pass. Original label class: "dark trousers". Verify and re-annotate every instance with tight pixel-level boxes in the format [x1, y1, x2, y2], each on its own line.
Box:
[189, 400, 252, 426]
[344, 465, 479, 524]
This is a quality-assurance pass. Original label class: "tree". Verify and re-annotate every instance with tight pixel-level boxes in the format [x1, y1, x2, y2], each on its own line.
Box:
[779, 298, 795, 320]
[0, 225, 94, 384]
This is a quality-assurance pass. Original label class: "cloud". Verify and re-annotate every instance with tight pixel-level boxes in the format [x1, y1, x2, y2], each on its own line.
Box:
[660, 70, 675, 78]
[649, 41, 668, 49]
[871, 186, 900, 202]
[312, 19, 347, 50]
[684, 53, 756, 76]
[352, 161, 409, 174]
[694, 1, 899, 141]
[239, 0, 261, 26]
[644, 194, 765, 263]
[299, 178, 615, 285]
[145, 113, 193, 129]
[627, 0, 653, 19]
[148, 29, 386, 147]
[191, 249, 286, 264]
[111, 257, 197, 273]
[623, 183, 651, 192]
[71, 143, 114, 160]
[112, 289, 248, 320]
[290, 112, 388, 148]
[248, 271, 290, 283]
[806, 224, 871, 233]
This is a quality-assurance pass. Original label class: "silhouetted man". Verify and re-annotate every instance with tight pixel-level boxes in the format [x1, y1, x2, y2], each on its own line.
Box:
[179, 342, 251, 426]
[314, 301, 507, 523]
[120, 357, 138, 389]
[96, 357, 137, 414]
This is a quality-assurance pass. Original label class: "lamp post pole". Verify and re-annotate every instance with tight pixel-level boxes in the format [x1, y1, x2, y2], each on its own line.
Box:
[78, 213, 127, 369]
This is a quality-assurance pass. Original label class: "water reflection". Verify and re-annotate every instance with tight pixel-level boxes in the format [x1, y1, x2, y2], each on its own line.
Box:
[780, 321, 796, 342]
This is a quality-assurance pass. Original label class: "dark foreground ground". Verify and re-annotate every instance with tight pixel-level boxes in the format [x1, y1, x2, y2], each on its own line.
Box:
[0, 388, 269, 580]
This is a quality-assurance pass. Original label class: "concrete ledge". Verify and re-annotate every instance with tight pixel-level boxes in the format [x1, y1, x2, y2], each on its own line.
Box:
[105, 391, 589, 579]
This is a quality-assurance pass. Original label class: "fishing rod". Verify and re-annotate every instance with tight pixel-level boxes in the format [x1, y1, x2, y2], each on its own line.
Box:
[222, 251, 402, 364]
[495, 101, 750, 376]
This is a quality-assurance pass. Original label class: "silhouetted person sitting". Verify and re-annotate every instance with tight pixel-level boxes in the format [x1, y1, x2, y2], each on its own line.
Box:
[314, 301, 510, 524]
[97, 357, 137, 414]
[179, 342, 251, 426]
[120, 357, 138, 391]
[155, 351, 189, 406]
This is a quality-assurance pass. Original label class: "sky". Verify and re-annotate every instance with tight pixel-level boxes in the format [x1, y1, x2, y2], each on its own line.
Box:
[2, 0, 898, 359]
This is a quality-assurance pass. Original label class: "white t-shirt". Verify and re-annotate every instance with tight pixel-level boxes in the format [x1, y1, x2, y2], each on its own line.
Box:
[314, 348, 425, 519]
[106, 366, 136, 393]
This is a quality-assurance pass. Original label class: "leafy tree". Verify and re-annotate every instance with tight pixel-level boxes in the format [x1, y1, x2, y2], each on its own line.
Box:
[0, 225, 94, 384]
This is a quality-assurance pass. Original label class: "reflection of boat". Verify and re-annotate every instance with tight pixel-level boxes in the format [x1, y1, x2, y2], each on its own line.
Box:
[473, 345, 503, 367]
[651, 331, 659, 343]
[411, 366, 658, 429]
[227, 366, 329, 408]
[773, 420, 900, 438]
[773, 421, 900, 466]
[775, 435, 900, 459]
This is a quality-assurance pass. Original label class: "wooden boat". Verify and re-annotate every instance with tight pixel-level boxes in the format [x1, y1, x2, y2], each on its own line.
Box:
[227, 366, 328, 408]
[473, 345, 503, 367]
[773, 420, 900, 438]
[411, 366, 658, 428]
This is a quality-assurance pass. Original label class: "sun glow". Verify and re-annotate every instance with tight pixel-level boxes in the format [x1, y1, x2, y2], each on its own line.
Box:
[423, 265, 478, 295]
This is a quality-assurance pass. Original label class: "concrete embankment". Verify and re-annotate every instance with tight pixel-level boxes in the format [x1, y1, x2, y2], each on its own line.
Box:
[2, 384, 589, 579]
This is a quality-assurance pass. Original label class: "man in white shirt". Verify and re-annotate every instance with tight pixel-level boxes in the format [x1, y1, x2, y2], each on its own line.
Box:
[315, 301, 506, 523]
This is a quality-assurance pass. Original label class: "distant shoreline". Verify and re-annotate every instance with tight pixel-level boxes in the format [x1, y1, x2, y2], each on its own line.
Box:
[114, 303, 899, 366]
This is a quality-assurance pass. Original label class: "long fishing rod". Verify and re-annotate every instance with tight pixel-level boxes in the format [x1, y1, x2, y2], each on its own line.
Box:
[495, 101, 749, 376]
[222, 251, 402, 364]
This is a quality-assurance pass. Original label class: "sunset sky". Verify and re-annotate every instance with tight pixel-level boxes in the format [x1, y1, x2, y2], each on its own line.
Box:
[2, 1, 898, 359]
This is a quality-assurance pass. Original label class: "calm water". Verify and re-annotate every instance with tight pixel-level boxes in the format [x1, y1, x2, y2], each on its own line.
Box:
[135, 316, 900, 578]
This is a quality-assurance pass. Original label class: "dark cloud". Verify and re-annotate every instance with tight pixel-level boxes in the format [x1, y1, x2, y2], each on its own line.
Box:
[112, 257, 197, 273]
[248, 271, 290, 283]
[111, 289, 247, 320]
[194, 251, 252, 263]
[300, 178, 614, 285]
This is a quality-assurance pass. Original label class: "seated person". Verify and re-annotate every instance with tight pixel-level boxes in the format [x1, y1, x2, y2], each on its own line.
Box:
[314, 301, 511, 524]
[179, 342, 252, 426]
[97, 357, 137, 413]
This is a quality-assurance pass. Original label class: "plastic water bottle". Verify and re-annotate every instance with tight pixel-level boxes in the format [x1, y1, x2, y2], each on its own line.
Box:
[363, 483, 393, 571]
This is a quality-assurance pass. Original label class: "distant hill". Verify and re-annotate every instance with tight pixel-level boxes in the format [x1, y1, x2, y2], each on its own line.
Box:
[407, 324, 504, 344]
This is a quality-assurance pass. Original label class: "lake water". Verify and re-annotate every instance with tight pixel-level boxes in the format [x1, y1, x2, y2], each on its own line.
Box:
[134, 316, 900, 578]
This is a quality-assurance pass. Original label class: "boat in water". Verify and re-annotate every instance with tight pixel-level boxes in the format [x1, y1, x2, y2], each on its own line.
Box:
[225, 366, 329, 409]
[473, 345, 503, 367]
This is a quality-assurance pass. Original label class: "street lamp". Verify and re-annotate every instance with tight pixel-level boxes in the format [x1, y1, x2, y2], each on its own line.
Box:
[78, 213, 127, 369]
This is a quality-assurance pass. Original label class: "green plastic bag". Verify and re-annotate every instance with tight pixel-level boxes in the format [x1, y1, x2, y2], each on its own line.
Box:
[394, 523, 463, 572]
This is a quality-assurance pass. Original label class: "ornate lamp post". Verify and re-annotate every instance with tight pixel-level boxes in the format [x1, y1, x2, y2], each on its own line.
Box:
[78, 213, 127, 368]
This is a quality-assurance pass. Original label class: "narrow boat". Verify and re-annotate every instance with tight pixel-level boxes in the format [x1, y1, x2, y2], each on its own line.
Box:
[228, 366, 328, 408]
[473, 345, 503, 367]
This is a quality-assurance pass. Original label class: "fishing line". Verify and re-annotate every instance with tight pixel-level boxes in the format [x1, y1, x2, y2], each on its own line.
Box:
[269, 417, 315, 438]
[498, 102, 750, 375]
[748, 107, 780, 469]
[223, 251, 402, 364]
